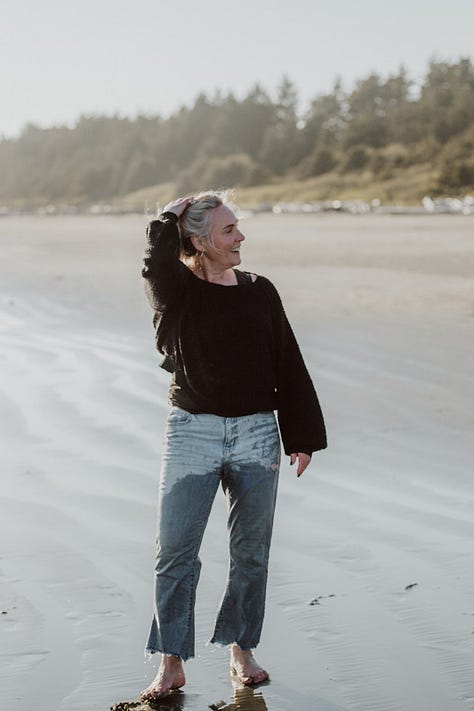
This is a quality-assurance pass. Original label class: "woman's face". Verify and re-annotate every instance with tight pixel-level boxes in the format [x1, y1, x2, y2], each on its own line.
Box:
[204, 205, 245, 268]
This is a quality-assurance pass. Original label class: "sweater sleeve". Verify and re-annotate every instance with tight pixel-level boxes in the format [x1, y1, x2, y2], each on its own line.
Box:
[141, 212, 189, 312]
[268, 280, 327, 456]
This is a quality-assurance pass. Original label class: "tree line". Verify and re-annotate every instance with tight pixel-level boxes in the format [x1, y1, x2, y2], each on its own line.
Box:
[0, 58, 473, 207]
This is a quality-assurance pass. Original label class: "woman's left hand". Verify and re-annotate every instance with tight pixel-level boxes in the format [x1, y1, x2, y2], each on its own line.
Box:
[290, 452, 312, 477]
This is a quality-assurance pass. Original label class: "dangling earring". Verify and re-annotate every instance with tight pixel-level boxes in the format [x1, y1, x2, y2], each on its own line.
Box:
[193, 251, 203, 272]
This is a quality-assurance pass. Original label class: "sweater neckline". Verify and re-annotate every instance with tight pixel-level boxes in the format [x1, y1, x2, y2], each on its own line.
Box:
[186, 267, 259, 288]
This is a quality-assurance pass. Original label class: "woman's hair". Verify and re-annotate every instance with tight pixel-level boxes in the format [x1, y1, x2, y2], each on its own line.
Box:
[177, 189, 236, 259]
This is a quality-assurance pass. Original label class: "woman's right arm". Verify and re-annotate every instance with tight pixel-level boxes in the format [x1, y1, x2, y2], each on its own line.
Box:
[141, 197, 193, 311]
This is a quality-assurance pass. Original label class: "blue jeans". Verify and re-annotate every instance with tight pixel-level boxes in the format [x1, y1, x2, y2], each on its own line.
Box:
[145, 407, 281, 661]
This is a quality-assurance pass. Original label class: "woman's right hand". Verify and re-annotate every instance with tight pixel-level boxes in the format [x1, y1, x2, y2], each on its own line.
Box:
[163, 196, 195, 218]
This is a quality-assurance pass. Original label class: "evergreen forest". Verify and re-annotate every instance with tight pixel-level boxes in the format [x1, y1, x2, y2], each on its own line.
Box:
[1, 58, 473, 209]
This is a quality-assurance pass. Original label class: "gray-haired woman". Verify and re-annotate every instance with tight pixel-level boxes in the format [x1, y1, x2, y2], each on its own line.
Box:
[140, 191, 327, 701]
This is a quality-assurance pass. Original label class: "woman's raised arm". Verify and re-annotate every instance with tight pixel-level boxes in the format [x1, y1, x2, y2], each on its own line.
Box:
[141, 197, 194, 312]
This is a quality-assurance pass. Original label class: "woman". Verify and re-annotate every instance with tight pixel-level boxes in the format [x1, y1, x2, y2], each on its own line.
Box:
[140, 191, 327, 701]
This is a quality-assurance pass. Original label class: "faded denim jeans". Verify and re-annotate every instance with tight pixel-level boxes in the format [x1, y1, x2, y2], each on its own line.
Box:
[145, 407, 281, 661]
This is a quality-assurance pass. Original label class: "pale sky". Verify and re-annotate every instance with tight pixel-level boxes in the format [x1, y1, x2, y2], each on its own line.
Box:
[1, 0, 473, 139]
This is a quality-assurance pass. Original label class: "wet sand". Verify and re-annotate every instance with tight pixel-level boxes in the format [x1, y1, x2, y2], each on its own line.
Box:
[0, 213, 473, 711]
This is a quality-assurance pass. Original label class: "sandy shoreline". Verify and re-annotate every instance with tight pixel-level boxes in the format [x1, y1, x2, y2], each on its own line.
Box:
[1, 213, 473, 710]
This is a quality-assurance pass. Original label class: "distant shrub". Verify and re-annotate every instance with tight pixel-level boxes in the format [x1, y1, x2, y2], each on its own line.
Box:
[341, 145, 370, 172]
[437, 158, 474, 190]
[370, 143, 410, 176]
[298, 148, 336, 178]
[176, 153, 265, 194]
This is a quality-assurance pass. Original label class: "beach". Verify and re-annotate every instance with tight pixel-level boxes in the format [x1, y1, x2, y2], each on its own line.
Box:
[1, 212, 473, 711]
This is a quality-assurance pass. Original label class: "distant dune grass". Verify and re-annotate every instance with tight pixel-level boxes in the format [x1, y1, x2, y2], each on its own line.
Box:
[115, 164, 439, 212]
[117, 181, 176, 215]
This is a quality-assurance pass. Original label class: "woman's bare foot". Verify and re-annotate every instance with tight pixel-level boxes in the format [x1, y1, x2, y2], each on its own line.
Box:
[140, 654, 185, 701]
[230, 643, 269, 685]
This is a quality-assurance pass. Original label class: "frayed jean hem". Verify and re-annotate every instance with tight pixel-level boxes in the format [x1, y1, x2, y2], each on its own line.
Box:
[144, 647, 192, 662]
[207, 637, 255, 652]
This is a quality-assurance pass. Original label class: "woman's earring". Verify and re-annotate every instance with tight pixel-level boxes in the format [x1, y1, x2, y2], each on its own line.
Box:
[194, 251, 203, 271]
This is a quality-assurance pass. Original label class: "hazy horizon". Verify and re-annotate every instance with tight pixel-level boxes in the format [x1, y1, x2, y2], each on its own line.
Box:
[2, 0, 473, 140]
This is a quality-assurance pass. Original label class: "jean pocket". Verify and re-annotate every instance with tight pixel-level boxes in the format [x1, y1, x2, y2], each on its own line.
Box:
[255, 410, 275, 421]
[167, 407, 193, 424]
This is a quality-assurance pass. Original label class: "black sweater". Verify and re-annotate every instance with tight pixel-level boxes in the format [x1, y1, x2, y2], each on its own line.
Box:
[142, 212, 327, 455]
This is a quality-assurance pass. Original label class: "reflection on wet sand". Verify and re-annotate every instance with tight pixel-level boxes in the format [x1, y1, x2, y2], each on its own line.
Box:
[111, 682, 268, 711]
[147, 698, 184, 711]
[209, 680, 268, 711]
[147, 696, 185, 711]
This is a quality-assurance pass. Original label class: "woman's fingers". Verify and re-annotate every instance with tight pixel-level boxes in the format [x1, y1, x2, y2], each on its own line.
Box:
[290, 452, 312, 477]
[163, 196, 195, 217]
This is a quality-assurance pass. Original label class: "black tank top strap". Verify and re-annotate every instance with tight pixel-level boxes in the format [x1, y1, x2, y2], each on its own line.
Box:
[234, 269, 252, 285]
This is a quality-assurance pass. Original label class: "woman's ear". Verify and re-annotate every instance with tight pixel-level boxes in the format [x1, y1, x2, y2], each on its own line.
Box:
[190, 235, 203, 252]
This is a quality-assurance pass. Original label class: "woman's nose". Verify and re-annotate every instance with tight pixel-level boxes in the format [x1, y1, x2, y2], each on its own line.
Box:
[237, 230, 245, 242]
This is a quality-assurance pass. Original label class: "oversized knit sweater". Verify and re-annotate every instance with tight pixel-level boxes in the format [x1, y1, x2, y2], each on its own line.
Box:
[142, 212, 327, 455]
